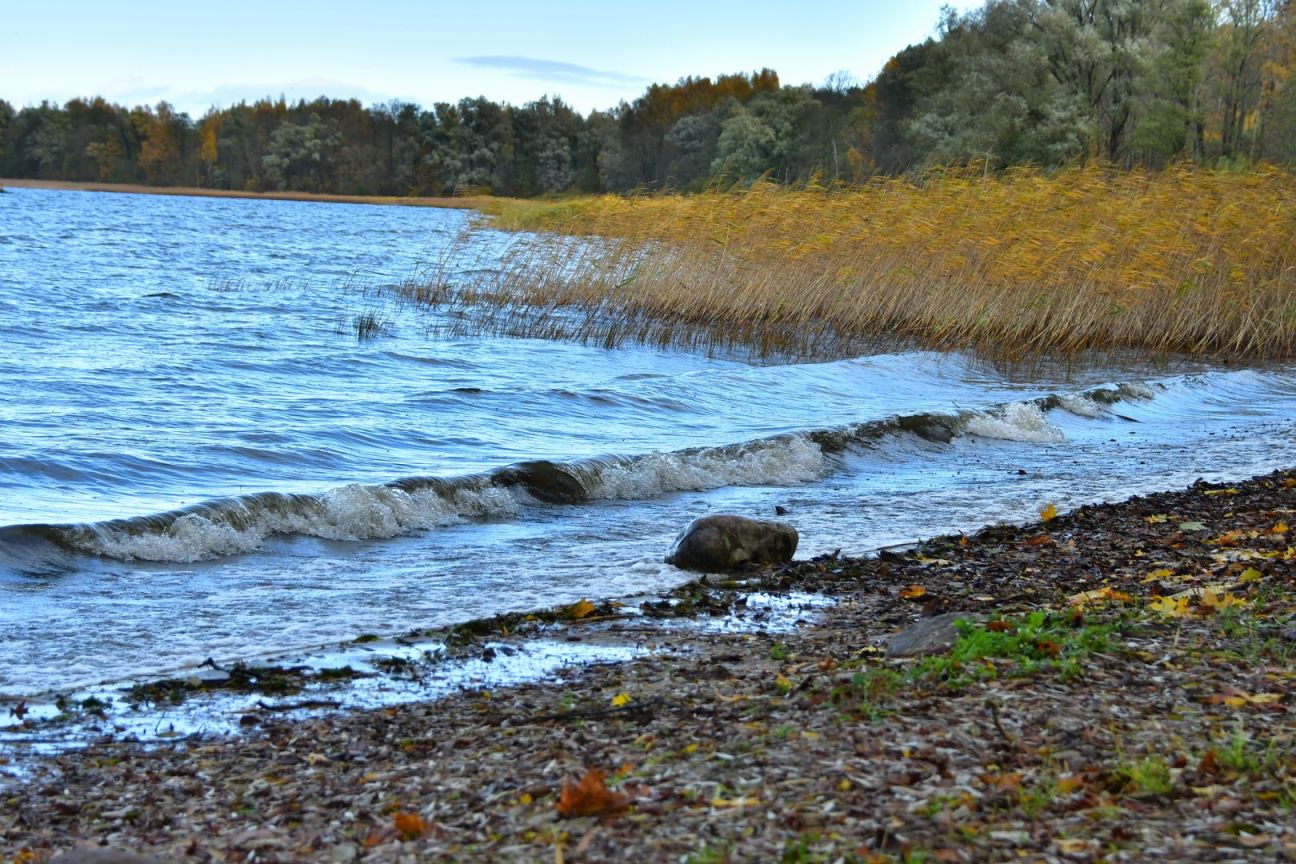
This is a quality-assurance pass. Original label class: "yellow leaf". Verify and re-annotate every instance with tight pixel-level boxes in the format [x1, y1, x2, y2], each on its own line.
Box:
[1056, 838, 1090, 853]
[1144, 514, 1170, 524]
[1069, 586, 1132, 606]
[1238, 567, 1263, 583]
[899, 584, 927, 600]
[519, 792, 533, 805]
[1270, 521, 1288, 534]
[1148, 596, 1193, 618]
[566, 599, 596, 619]
[1201, 588, 1246, 610]
[1245, 692, 1283, 705]
[1057, 775, 1085, 794]
[1040, 502, 1058, 522]
[1203, 487, 1238, 496]
[710, 796, 761, 808]
[611, 692, 631, 707]
[1142, 567, 1176, 582]
[774, 673, 793, 690]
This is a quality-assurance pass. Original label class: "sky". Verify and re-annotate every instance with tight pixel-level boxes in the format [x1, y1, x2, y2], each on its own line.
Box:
[0, 1, 979, 117]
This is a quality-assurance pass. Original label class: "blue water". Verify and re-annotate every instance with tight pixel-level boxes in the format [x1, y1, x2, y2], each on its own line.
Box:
[1, 185, 1294, 697]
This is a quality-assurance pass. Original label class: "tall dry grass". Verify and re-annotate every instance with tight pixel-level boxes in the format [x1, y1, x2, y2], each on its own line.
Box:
[419, 164, 1296, 361]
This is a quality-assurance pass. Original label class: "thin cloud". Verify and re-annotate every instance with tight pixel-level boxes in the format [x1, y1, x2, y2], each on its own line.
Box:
[456, 55, 644, 89]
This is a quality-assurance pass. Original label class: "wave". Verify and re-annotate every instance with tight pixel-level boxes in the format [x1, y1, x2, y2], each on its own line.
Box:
[0, 382, 1154, 566]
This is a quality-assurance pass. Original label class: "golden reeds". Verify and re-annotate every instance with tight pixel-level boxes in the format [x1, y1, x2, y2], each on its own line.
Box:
[420, 164, 1296, 361]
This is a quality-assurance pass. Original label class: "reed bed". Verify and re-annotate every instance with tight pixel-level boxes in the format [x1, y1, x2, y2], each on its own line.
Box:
[418, 165, 1296, 361]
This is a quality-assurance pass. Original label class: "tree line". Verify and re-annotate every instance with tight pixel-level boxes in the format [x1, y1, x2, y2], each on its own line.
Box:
[1, 0, 1292, 198]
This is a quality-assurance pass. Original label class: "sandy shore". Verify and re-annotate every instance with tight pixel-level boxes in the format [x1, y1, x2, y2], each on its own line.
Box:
[3, 471, 1295, 862]
[0, 178, 490, 210]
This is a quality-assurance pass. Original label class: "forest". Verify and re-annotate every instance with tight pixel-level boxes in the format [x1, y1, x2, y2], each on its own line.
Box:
[1, 0, 1293, 197]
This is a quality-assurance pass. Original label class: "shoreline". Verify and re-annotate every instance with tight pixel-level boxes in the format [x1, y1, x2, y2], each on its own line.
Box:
[0, 178, 492, 210]
[4, 470, 1295, 861]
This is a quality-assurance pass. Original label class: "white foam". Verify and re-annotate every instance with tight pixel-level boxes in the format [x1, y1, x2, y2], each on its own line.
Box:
[1058, 394, 1106, 418]
[77, 483, 519, 563]
[588, 436, 826, 499]
[963, 402, 1066, 444]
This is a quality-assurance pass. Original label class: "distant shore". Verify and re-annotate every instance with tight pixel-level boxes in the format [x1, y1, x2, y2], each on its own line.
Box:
[0, 178, 489, 209]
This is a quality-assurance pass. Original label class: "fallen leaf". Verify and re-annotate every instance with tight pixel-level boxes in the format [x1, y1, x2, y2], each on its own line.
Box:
[1200, 588, 1246, 611]
[566, 599, 597, 620]
[1207, 688, 1284, 707]
[1040, 502, 1058, 522]
[393, 811, 426, 840]
[1148, 596, 1193, 618]
[1069, 586, 1132, 606]
[1034, 638, 1061, 657]
[1057, 775, 1085, 794]
[899, 585, 927, 600]
[610, 692, 631, 708]
[1179, 521, 1207, 532]
[1237, 833, 1271, 848]
[1144, 514, 1170, 524]
[1238, 567, 1263, 583]
[555, 768, 630, 818]
[1270, 521, 1288, 534]
[1203, 487, 1239, 496]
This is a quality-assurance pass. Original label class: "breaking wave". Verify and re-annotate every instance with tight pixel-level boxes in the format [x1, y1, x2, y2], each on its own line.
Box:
[0, 381, 1154, 566]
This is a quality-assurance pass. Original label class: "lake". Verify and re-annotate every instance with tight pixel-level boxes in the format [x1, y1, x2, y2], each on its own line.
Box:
[1, 185, 1294, 698]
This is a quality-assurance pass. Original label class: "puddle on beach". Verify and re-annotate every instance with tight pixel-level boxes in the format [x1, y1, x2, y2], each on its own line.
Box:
[0, 589, 831, 782]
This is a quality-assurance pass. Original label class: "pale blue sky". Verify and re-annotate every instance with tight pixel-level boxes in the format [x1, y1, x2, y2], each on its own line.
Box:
[0, 1, 978, 116]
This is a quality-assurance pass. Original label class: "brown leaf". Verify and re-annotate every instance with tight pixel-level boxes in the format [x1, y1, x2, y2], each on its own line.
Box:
[899, 584, 927, 600]
[985, 620, 1013, 632]
[556, 768, 630, 818]
[394, 811, 426, 839]
[1034, 638, 1061, 657]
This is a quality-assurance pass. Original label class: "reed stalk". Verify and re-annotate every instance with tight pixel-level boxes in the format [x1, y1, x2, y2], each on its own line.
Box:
[415, 165, 1296, 362]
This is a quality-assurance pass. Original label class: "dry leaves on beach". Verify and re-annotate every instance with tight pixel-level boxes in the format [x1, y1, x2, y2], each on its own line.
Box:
[3, 470, 1296, 862]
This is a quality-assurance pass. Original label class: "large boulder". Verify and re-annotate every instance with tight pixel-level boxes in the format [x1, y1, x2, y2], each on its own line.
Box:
[665, 514, 798, 573]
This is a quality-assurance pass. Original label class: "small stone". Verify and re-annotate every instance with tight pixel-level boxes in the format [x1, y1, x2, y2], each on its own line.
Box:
[885, 612, 977, 658]
[330, 843, 359, 863]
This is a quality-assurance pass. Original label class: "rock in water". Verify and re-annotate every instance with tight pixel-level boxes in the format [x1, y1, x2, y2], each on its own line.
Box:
[665, 514, 798, 573]
[491, 460, 587, 504]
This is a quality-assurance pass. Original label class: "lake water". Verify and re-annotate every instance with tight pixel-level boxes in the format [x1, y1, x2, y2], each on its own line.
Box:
[1, 185, 1294, 698]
